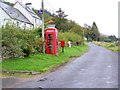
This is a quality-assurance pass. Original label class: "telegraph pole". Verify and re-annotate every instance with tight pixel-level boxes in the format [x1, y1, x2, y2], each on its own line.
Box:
[41, 0, 45, 54]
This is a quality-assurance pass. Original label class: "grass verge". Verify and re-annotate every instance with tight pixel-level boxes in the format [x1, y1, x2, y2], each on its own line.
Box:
[1, 44, 88, 76]
[92, 41, 119, 52]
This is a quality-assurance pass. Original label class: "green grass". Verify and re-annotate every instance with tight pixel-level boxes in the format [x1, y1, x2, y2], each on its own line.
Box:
[1, 44, 88, 73]
[92, 41, 119, 52]
[104, 45, 118, 52]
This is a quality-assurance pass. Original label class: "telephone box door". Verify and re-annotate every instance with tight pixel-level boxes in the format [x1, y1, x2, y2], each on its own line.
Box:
[46, 34, 54, 54]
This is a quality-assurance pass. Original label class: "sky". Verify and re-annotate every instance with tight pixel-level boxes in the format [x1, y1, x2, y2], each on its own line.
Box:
[6, 0, 119, 37]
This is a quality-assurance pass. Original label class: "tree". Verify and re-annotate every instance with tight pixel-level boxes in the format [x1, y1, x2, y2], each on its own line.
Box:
[55, 8, 68, 32]
[108, 35, 117, 42]
[56, 8, 68, 18]
[70, 24, 83, 35]
[91, 22, 100, 41]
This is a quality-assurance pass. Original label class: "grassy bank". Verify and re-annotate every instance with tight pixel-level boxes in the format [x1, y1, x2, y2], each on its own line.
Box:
[1, 44, 88, 73]
[92, 41, 119, 52]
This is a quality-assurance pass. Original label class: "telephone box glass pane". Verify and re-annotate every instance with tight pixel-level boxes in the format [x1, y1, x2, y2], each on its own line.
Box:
[48, 34, 54, 54]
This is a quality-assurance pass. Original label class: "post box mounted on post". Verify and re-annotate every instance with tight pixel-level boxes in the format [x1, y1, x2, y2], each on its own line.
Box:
[60, 40, 65, 53]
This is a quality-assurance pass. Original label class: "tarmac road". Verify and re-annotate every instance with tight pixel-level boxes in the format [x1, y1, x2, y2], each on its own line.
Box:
[2, 43, 118, 88]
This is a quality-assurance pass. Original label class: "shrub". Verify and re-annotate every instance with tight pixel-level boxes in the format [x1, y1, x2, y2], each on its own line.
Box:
[1, 24, 83, 59]
[21, 46, 30, 57]
[104, 38, 112, 42]
[58, 32, 83, 46]
[1, 24, 42, 59]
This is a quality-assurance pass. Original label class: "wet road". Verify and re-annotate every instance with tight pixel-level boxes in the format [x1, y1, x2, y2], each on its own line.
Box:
[2, 43, 118, 88]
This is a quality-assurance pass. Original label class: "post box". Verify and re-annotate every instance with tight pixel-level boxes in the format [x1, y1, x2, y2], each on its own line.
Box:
[45, 27, 58, 55]
[60, 40, 65, 47]
[60, 40, 65, 53]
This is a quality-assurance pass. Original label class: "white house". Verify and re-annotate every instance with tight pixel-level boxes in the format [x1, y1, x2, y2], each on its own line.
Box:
[14, 1, 42, 29]
[0, 1, 33, 29]
[0, 1, 42, 29]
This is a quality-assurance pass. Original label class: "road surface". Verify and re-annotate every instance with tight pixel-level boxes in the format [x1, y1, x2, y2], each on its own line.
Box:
[2, 43, 118, 88]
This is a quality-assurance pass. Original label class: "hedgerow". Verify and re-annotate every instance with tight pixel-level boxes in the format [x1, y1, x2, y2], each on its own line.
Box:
[1, 24, 42, 59]
[58, 32, 84, 45]
[1, 24, 84, 59]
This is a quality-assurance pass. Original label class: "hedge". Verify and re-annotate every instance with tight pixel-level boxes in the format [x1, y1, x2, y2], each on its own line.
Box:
[1, 24, 84, 59]
[1, 24, 42, 59]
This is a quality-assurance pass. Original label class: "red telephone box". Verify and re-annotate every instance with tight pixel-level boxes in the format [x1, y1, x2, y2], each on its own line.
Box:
[45, 27, 58, 55]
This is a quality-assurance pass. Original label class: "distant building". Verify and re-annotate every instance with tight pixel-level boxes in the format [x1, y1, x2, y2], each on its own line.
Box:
[0, 1, 41, 29]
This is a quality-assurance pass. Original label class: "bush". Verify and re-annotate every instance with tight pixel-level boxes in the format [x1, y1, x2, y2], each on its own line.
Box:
[1, 24, 83, 59]
[58, 32, 83, 46]
[104, 38, 112, 42]
[21, 46, 30, 57]
[1, 24, 42, 59]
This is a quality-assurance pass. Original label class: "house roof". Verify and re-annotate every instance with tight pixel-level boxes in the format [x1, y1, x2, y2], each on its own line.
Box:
[0, 1, 32, 25]
[25, 6, 40, 19]
[16, 1, 40, 19]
